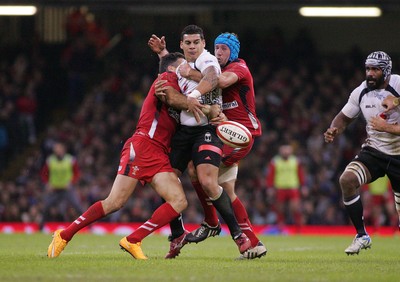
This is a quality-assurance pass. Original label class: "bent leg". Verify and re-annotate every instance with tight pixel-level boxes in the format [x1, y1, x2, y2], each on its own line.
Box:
[340, 161, 371, 236]
[188, 161, 219, 226]
[197, 163, 242, 239]
[62, 175, 138, 241]
[126, 172, 186, 243]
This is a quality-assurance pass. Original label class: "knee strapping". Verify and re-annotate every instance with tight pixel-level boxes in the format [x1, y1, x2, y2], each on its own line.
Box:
[218, 165, 238, 184]
[344, 161, 367, 186]
[394, 192, 400, 211]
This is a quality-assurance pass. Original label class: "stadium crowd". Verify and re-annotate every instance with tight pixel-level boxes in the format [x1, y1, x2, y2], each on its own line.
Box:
[0, 16, 398, 232]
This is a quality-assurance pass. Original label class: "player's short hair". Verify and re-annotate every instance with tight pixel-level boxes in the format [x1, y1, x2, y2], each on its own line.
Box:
[214, 33, 240, 62]
[159, 52, 184, 73]
[365, 51, 392, 80]
[180, 24, 204, 41]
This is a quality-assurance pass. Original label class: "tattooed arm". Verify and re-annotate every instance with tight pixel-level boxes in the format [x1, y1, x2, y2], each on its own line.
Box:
[195, 65, 219, 94]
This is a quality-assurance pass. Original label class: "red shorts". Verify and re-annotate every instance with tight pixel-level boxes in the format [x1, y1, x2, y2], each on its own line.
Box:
[117, 134, 174, 184]
[276, 189, 300, 202]
[221, 138, 254, 167]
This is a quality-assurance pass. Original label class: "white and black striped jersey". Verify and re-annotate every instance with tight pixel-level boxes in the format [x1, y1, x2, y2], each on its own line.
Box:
[342, 74, 400, 155]
[176, 49, 222, 126]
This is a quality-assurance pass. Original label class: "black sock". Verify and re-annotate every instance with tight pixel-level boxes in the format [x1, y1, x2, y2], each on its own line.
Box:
[344, 195, 367, 236]
[211, 190, 242, 239]
[169, 214, 185, 239]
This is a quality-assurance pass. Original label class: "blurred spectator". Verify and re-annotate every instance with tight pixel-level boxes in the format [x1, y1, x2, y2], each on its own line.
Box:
[39, 141, 83, 231]
[362, 175, 397, 232]
[1, 24, 399, 232]
[265, 143, 306, 231]
[65, 7, 88, 41]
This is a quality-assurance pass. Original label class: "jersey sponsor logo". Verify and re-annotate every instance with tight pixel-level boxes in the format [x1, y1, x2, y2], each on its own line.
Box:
[222, 100, 238, 110]
[365, 105, 377, 108]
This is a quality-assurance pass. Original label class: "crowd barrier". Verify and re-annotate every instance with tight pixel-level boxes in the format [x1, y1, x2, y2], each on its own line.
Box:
[0, 223, 397, 236]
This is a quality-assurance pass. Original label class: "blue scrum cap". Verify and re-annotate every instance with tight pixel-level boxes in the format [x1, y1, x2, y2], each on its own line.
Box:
[214, 33, 240, 62]
[365, 51, 392, 80]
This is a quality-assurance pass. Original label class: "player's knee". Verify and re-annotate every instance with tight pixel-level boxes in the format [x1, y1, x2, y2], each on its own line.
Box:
[339, 173, 358, 195]
[102, 197, 125, 214]
[169, 195, 188, 213]
[198, 178, 214, 193]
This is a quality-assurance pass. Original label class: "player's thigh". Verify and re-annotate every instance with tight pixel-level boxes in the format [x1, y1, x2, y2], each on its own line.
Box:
[192, 133, 223, 169]
[103, 174, 138, 211]
[196, 163, 219, 184]
[387, 157, 400, 193]
[151, 172, 186, 207]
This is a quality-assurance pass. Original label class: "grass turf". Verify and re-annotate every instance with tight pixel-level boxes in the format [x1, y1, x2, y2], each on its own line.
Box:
[0, 233, 399, 282]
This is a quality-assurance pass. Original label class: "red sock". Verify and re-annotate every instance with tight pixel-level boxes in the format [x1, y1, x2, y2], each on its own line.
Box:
[61, 201, 105, 241]
[232, 197, 259, 247]
[192, 181, 219, 227]
[127, 203, 179, 243]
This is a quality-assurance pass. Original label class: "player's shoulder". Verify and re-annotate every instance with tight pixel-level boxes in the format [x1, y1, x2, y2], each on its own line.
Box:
[197, 49, 218, 63]
[160, 71, 178, 81]
[351, 81, 368, 95]
[389, 74, 400, 86]
[228, 59, 249, 70]
[200, 49, 216, 58]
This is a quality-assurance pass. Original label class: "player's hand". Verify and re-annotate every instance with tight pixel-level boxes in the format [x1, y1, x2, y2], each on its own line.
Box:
[187, 97, 205, 123]
[148, 34, 166, 54]
[382, 95, 399, 112]
[209, 112, 227, 126]
[208, 105, 225, 125]
[324, 127, 338, 143]
[179, 63, 192, 78]
[369, 115, 389, 132]
[154, 78, 168, 98]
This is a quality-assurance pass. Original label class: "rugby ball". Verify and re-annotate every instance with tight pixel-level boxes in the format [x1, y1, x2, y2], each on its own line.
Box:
[216, 121, 252, 148]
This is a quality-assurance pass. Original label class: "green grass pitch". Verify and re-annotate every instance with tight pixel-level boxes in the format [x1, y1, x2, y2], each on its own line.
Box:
[0, 233, 399, 281]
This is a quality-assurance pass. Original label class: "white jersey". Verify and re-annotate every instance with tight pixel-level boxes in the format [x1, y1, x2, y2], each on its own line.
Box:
[177, 49, 222, 126]
[341, 74, 400, 155]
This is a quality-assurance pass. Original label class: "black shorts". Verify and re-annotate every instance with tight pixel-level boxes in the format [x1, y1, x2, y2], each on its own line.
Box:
[353, 146, 400, 193]
[169, 125, 223, 173]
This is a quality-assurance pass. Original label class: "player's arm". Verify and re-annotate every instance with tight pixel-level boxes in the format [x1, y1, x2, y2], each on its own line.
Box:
[180, 66, 238, 90]
[154, 80, 205, 122]
[324, 111, 354, 143]
[370, 116, 400, 135]
[218, 71, 239, 89]
[187, 65, 219, 99]
[162, 86, 188, 110]
[196, 65, 219, 94]
[148, 34, 169, 58]
[179, 63, 202, 82]
[186, 66, 219, 113]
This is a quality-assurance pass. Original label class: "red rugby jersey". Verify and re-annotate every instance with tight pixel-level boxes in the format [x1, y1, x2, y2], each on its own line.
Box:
[222, 58, 262, 137]
[135, 72, 180, 151]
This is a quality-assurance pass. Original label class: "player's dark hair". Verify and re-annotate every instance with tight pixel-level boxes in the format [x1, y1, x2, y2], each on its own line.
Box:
[180, 24, 204, 41]
[159, 52, 184, 73]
